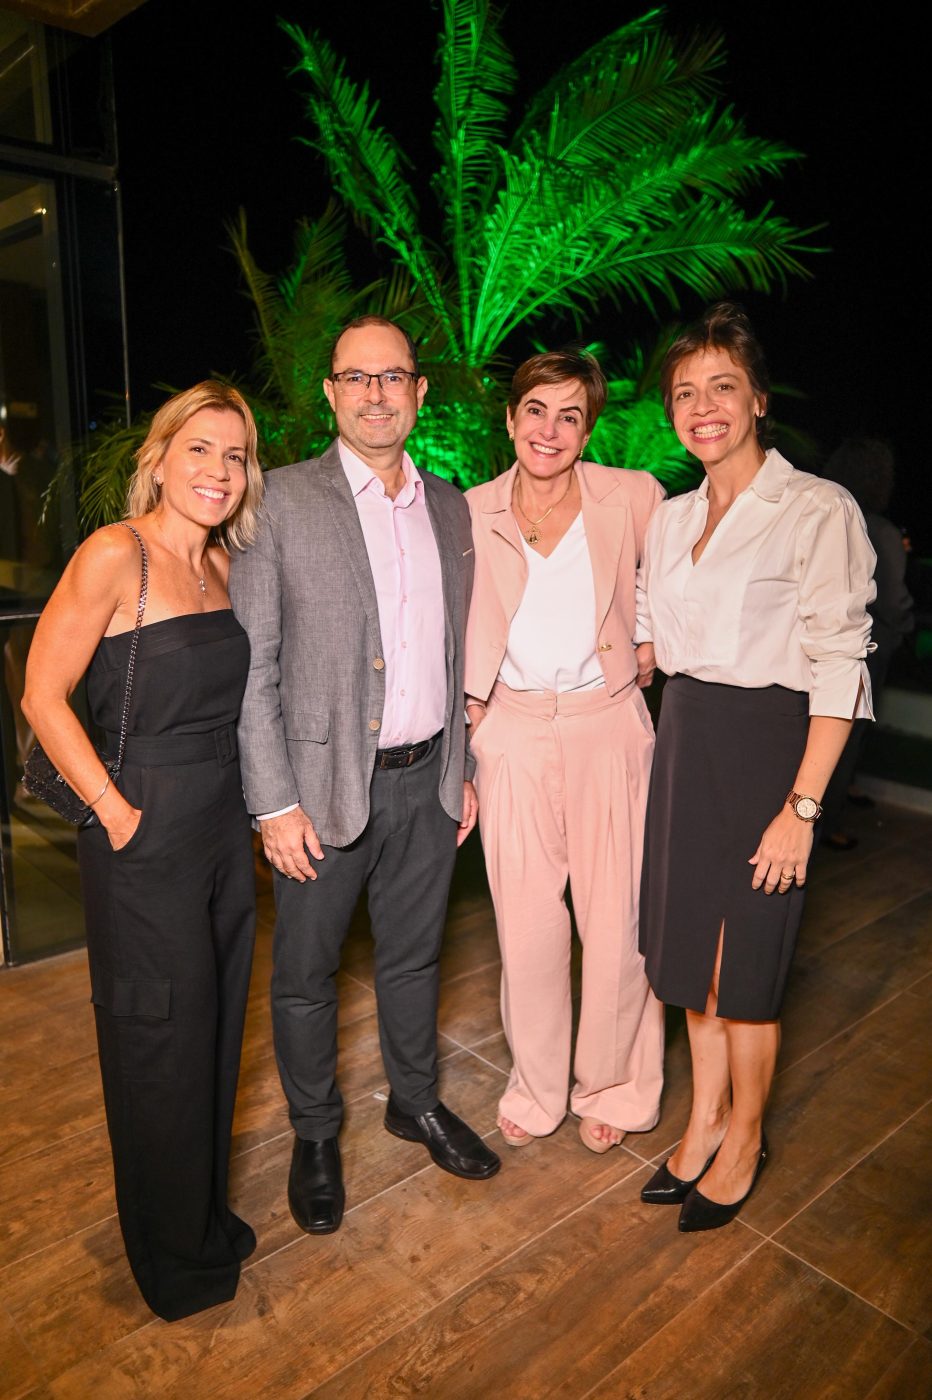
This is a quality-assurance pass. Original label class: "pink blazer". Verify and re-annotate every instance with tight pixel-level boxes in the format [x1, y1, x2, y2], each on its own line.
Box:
[464, 460, 665, 701]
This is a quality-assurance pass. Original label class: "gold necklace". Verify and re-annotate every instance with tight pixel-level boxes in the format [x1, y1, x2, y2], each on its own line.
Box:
[515, 472, 575, 545]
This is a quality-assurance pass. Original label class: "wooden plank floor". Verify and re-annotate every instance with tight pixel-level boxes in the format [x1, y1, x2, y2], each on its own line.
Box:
[1, 799, 930, 1399]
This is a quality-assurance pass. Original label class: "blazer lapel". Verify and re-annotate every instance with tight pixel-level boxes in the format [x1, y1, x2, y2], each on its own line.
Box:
[319, 442, 383, 649]
[483, 464, 528, 625]
[578, 461, 627, 635]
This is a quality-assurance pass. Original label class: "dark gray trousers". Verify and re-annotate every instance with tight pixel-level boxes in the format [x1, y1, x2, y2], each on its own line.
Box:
[271, 741, 458, 1139]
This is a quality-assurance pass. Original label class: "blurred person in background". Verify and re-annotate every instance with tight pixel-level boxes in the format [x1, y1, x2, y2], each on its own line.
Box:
[819, 438, 913, 849]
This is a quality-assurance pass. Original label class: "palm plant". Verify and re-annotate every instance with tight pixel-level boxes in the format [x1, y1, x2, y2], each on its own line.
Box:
[277, 0, 815, 485]
[65, 3, 816, 530]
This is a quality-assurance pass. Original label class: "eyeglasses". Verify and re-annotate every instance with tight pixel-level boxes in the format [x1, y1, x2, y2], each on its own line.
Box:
[330, 370, 419, 395]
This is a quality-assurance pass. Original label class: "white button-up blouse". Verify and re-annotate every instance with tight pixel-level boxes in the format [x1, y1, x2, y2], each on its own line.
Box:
[635, 450, 877, 719]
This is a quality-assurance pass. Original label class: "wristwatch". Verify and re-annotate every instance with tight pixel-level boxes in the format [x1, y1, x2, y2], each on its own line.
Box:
[786, 790, 823, 823]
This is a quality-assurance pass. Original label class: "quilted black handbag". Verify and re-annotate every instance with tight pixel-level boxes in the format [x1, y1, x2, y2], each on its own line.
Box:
[23, 523, 149, 826]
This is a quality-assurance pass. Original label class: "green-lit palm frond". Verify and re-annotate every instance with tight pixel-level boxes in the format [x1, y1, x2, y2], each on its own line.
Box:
[68, 413, 152, 532]
[281, 20, 458, 352]
[277, 204, 355, 312]
[589, 380, 698, 490]
[471, 135, 815, 357]
[406, 357, 507, 487]
[514, 14, 723, 165]
[650, 106, 801, 199]
[431, 0, 515, 345]
[229, 203, 357, 407]
[471, 100, 804, 349]
[599, 198, 815, 303]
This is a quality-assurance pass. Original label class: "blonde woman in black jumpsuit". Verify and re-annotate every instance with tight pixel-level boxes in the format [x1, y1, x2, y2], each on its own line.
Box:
[23, 382, 265, 1320]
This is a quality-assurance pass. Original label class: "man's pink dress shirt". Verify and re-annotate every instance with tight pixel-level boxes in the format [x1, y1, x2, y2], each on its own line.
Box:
[339, 442, 446, 748]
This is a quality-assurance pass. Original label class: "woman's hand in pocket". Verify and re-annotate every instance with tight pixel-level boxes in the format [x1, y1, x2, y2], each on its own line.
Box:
[104, 798, 143, 851]
[466, 700, 487, 736]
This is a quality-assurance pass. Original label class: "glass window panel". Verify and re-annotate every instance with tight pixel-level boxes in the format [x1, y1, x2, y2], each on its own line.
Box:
[1, 169, 81, 964]
[0, 15, 51, 145]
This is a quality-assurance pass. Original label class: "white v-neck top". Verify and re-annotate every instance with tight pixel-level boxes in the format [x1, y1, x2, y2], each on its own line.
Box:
[498, 514, 605, 693]
[635, 450, 876, 718]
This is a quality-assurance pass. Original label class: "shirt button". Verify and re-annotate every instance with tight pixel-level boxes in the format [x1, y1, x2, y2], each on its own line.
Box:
[373, 657, 385, 671]
[401, 641, 407, 649]
[402, 596, 408, 604]
[369, 719, 381, 731]
[400, 689, 406, 697]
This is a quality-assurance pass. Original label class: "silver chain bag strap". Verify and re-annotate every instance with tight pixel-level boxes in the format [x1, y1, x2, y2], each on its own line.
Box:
[23, 523, 149, 826]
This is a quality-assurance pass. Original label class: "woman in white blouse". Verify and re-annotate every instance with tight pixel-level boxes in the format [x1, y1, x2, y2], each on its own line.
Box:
[637, 303, 876, 1231]
[465, 351, 666, 1153]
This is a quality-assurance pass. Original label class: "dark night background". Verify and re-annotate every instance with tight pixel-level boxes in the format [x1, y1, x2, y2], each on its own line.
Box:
[108, 1, 925, 550]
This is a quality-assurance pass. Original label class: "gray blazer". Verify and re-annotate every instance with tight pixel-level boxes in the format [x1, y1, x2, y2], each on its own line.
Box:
[229, 440, 475, 847]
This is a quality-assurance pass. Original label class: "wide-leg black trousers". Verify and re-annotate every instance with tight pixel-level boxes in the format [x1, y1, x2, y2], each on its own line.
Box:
[78, 728, 256, 1321]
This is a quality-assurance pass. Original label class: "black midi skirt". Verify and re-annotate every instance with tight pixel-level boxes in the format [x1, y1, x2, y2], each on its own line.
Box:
[639, 675, 809, 1020]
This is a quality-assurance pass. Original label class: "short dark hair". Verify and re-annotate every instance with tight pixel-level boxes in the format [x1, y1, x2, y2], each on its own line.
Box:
[508, 349, 608, 431]
[660, 301, 770, 443]
[329, 315, 420, 377]
[822, 437, 895, 514]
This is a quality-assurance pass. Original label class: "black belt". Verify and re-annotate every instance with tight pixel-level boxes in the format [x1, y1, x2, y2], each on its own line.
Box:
[374, 731, 440, 770]
[104, 723, 238, 768]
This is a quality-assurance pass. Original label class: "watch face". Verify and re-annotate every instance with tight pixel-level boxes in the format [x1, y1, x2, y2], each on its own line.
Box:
[796, 796, 819, 821]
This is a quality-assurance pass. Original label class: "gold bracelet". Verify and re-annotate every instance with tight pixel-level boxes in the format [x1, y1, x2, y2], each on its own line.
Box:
[87, 774, 111, 807]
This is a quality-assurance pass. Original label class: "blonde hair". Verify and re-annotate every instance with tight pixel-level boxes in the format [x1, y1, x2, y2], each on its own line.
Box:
[126, 381, 264, 550]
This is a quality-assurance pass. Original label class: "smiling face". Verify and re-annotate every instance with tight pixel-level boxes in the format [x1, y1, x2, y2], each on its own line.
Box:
[156, 407, 248, 528]
[670, 347, 765, 471]
[323, 323, 427, 467]
[507, 378, 590, 481]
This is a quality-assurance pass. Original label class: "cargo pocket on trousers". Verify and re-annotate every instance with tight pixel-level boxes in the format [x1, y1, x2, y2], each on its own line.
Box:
[91, 969, 175, 1081]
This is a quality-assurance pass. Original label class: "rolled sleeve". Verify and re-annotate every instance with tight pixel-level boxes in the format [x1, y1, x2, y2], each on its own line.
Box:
[797, 489, 877, 719]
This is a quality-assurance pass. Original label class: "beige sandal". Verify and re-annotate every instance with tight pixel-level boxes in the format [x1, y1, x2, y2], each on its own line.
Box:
[497, 1115, 534, 1147]
[579, 1117, 624, 1154]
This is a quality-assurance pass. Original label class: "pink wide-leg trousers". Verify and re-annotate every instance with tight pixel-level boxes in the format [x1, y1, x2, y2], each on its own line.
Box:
[472, 681, 664, 1137]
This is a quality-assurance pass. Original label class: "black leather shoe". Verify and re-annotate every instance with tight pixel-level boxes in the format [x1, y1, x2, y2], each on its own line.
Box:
[640, 1150, 718, 1205]
[384, 1094, 501, 1180]
[678, 1134, 768, 1232]
[288, 1135, 345, 1235]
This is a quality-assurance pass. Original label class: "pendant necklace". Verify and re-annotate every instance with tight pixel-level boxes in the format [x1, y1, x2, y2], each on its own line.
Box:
[515, 472, 575, 545]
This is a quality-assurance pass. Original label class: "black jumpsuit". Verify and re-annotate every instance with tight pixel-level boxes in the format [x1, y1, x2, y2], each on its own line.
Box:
[78, 610, 256, 1321]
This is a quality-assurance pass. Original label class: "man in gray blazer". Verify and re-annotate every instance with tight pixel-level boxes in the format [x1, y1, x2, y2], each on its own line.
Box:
[230, 316, 500, 1235]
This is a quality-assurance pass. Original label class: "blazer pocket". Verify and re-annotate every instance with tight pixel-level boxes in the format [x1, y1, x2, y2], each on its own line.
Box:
[283, 708, 330, 743]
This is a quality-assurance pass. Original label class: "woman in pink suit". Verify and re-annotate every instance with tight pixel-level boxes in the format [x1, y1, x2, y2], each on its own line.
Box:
[465, 350, 665, 1152]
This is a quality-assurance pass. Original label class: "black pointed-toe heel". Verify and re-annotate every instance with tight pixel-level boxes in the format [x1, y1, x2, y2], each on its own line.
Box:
[678, 1134, 768, 1232]
[640, 1150, 718, 1205]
